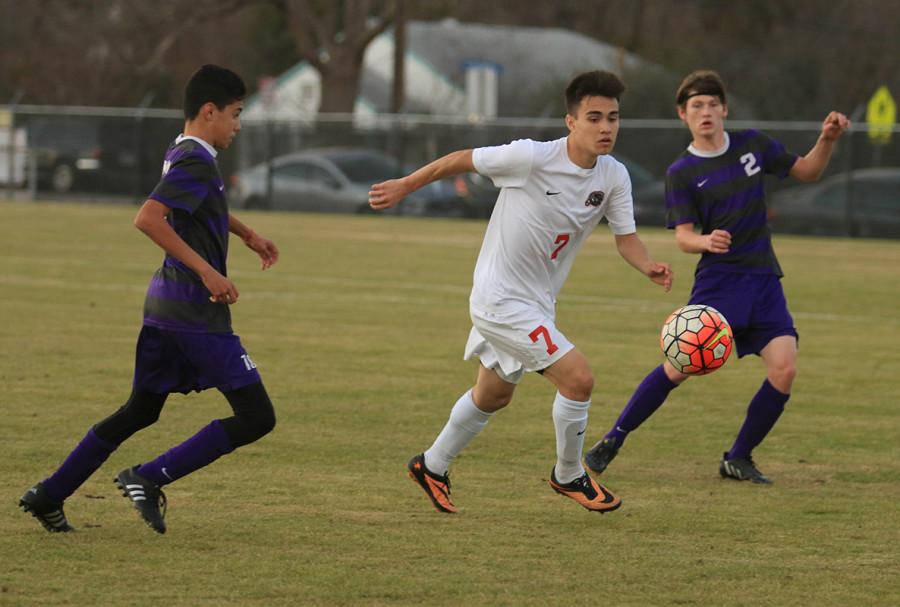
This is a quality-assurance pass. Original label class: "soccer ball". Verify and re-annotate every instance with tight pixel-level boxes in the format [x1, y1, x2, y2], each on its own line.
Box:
[660, 304, 733, 375]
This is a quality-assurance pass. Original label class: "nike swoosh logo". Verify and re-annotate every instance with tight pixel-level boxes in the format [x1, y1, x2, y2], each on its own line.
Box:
[576, 428, 586, 436]
[546, 190, 561, 196]
[704, 327, 730, 350]
[161, 467, 173, 481]
[423, 475, 457, 511]
[697, 179, 709, 188]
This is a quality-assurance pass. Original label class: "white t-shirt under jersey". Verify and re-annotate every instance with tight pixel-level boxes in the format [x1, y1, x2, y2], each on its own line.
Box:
[470, 137, 636, 317]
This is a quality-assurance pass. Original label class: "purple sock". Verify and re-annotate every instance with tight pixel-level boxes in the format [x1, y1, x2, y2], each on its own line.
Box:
[605, 365, 678, 445]
[42, 428, 118, 503]
[136, 420, 234, 486]
[727, 380, 789, 459]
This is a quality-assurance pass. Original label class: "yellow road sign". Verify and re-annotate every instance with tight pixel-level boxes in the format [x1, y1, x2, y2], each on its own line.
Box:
[867, 85, 895, 144]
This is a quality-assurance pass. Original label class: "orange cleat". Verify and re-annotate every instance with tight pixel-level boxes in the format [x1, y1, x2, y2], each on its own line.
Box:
[407, 453, 458, 513]
[548, 468, 621, 513]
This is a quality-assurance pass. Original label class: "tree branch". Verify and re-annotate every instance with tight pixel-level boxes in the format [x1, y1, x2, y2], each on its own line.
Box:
[135, 0, 251, 75]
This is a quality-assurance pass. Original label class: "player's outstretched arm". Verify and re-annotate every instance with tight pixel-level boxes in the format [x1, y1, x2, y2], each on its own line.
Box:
[674, 223, 731, 255]
[368, 149, 475, 211]
[135, 199, 238, 304]
[229, 214, 279, 270]
[790, 111, 851, 182]
[614, 233, 673, 292]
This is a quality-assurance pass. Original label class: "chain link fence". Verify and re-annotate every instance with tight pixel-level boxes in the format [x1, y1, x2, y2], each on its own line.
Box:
[2, 105, 898, 237]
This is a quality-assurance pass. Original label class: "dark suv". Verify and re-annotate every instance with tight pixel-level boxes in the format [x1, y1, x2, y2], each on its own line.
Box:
[24, 114, 179, 196]
[769, 168, 900, 238]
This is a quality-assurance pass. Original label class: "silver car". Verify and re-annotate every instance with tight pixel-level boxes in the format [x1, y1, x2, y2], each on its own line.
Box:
[231, 147, 462, 216]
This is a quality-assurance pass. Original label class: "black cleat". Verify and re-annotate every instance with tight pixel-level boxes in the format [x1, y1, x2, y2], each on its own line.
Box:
[115, 466, 167, 534]
[19, 482, 74, 533]
[407, 453, 457, 513]
[584, 436, 620, 475]
[719, 452, 773, 484]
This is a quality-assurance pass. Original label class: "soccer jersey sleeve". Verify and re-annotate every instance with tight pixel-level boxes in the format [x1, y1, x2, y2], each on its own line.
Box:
[472, 139, 534, 188]
[756, 131, 798, 179]
[148, 153, 212, 214]
[604, 162, 637, 235]
[664, 166, 698, 228]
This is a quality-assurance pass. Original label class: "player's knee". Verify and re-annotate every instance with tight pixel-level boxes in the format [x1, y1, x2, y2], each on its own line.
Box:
[242, 410, 276, 443]
[492, 392, 514, 410]
[248, 405, 277, 439]
[472, 380, 515, 412]
[663, 361, 690, 384]
[222, 407, 276, 448]
[564, 371, 594, 402]
[785, 362, 797, 385]
[94, 390, 166, 444]
[134, 408, 162, 430]
[222, 383, 276, 447]
[769, 361, 797, 392]
[476, 391, 512, 411]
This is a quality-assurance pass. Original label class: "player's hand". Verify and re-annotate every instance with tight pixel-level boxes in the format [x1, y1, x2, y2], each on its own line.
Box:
[706, 229, 731, 254]
[244, 231, 279, 270]
[821, 111, 850, 142]
[368, 178, 411, 211]
[647, 262, 673, 292]
[202, 270, 239, 304]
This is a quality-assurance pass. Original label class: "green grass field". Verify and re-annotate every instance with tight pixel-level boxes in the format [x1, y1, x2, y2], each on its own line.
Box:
[2, 199, 899, 606]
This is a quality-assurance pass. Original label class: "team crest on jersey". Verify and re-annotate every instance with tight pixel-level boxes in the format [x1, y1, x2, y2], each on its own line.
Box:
[585, 191, 605, 207]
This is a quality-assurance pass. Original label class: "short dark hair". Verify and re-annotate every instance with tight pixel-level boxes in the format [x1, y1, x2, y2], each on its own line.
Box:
[183, 64, 246, 120]
[675, 70, 727, 107]
[565, 70, 626, 115]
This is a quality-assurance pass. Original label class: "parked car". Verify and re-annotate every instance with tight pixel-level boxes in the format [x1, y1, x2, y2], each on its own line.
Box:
[231, 148, 469, 216]
[622, 157, 666, 227]
[451, 171, 499, 218]
[25, 115, 176, 195]
[768, 168, 900, 238]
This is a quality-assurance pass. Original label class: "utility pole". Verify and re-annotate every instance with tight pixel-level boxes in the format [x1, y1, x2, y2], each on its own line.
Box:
[391, 0, 406, 114]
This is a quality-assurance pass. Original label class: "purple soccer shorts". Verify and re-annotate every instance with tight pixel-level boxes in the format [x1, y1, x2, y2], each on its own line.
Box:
[132, 326, 262, 394]
[688, 271, 798, 358]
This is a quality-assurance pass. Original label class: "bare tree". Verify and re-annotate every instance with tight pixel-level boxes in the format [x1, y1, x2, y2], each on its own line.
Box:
[0, 0, 255, 106]
[276, 0, 397, 113]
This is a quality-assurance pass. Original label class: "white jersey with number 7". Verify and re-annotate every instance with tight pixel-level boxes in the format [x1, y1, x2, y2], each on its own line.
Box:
[470, 137, 636, 317]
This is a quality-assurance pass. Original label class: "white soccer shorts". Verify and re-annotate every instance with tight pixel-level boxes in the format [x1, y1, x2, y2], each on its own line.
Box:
[464, 302, 574, 384]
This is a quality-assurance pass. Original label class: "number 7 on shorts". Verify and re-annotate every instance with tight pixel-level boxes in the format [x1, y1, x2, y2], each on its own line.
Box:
[529, 325, 559, 355]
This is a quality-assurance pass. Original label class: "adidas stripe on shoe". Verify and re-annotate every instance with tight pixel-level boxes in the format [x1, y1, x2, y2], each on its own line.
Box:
[115, 466, 168, 534]
[719, 452, 773, 485]
[19, 483, 74, 533]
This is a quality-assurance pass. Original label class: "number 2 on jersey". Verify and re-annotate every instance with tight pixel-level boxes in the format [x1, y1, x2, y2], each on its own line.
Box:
[529, 325, 559, 355]
[740, 153, 761, 177]
[551, 234, 571, 260]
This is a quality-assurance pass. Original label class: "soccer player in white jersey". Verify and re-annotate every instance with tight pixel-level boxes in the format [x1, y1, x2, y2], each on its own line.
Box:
[369, 70, 672, 514]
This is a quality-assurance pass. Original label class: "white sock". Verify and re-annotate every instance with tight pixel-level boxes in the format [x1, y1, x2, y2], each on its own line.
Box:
[424, 390, 493, 475]
[552, 392, 590, 484]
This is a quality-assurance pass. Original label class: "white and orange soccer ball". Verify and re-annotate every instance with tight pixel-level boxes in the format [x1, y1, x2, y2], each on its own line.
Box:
[660, 304, 733, 375]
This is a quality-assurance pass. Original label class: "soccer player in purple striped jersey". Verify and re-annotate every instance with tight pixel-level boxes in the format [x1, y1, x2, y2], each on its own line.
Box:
[19, 65, 280, 534]
[586, 70, 849, 485]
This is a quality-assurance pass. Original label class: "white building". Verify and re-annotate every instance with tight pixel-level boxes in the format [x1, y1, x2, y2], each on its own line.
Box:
[243, 19, 662, 120]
